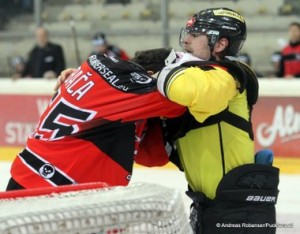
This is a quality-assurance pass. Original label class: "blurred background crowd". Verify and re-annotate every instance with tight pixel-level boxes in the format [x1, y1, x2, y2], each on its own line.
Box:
[0, 0, 299, 79]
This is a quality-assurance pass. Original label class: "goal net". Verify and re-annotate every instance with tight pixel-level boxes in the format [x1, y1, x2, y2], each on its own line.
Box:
[0, 182, 192, 234]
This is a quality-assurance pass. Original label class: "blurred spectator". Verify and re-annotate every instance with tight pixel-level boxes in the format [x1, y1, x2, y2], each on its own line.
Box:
[237, 52, 263, 78]
[270, 51, 283, 77]
[280, 22, 300, 78]
[10, 56, 26, 79]
[90, 32, 130, 60]
[22, 27, 66, 79]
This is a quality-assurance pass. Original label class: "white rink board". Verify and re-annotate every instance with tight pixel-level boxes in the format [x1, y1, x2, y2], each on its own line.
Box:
[0, 162, 299, 233]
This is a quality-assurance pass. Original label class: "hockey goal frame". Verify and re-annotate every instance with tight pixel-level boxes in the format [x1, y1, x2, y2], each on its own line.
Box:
[0, 182, 192, 234]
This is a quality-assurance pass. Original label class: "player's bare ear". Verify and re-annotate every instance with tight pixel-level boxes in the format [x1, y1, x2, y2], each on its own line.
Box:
[215, 38, 229, 53]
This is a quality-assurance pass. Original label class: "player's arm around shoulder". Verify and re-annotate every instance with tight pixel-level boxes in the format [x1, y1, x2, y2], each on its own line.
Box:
[157, 65, 238, 122]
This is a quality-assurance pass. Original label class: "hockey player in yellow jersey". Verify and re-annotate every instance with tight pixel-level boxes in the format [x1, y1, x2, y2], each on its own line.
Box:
[157, 8, 279, 234]
[55, 8, 279, 234]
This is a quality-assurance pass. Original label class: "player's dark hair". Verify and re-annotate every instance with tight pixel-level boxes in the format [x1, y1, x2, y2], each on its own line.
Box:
[131, 48, 172, 74]
[289, 22, 300, 29]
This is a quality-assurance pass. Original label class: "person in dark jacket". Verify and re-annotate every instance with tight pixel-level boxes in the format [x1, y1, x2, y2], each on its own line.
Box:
[22, 27, 65, 78]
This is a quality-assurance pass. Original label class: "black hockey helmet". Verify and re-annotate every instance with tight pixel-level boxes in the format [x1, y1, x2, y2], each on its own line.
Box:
[180, 7, 247, 56]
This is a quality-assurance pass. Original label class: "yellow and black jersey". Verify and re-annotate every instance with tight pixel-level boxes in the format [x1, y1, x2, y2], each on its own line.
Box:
[158, 59, 258, 199]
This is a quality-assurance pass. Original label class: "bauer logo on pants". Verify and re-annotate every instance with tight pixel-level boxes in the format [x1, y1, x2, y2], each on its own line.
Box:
[39, 163, 56, 179]
[246, 195, 276, 203]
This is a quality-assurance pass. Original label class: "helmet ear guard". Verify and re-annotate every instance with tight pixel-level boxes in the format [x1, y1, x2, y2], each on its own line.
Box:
[206, 30, 220, 49]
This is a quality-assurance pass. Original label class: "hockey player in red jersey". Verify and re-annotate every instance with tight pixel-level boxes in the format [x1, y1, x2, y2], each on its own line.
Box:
[6, 48, 186, 190]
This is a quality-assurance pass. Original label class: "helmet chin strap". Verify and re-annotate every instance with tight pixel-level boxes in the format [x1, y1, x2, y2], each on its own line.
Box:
[208, 42, 215, 60]
[206, 30, 220, 61]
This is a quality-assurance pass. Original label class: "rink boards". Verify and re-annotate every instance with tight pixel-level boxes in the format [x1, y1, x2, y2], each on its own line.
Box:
[1, 79, 300, 174]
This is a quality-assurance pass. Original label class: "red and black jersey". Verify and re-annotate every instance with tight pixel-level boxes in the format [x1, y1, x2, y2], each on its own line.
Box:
[11, 55, 185, 189]
[281, 41, 300, 77]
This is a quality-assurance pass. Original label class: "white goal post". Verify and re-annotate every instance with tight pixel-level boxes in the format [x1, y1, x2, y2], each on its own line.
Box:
[0, 182, 192, 234]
